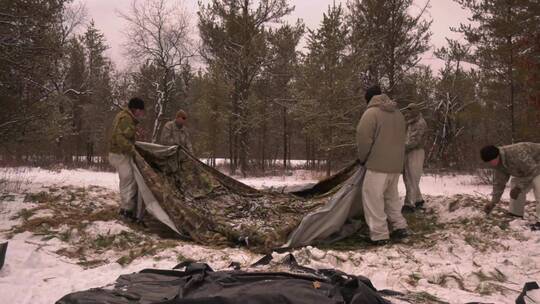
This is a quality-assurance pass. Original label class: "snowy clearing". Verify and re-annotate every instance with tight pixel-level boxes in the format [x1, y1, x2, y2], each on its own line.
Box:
[1, 166, 539, 304]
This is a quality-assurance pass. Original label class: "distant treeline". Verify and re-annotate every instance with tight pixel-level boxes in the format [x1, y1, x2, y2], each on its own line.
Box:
[1, 0, 538, 175]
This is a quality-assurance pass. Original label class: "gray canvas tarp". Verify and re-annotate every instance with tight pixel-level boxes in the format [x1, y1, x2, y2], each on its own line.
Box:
[131, 142, 366, 252]
[284, 166, 366, 247]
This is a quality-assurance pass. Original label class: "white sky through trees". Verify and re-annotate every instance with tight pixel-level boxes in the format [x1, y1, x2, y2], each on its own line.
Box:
[83, 0, 470, 72]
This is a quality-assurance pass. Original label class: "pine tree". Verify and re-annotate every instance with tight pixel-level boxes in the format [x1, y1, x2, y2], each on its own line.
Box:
[255, 22, 303, 171]
[81, 22, 114, 162]
[295, 3, 357, 176]
[347, 0, 432, 95]
[198, 0, 293, 175]
[0, 0, 67, 153]
[188, 66, 230, 166]
[455, 0, 539, 143]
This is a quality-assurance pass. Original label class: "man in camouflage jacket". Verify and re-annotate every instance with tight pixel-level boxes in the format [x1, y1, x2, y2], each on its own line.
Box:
[108, 97, 145, 219]
[481, 142, 540, 229]
[159, 109, 194, 154]
[402, 103, 428, 213]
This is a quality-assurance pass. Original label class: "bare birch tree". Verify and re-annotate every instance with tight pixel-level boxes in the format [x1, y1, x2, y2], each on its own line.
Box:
[428, 40, 478, 168]
[119, 0, 194, 142]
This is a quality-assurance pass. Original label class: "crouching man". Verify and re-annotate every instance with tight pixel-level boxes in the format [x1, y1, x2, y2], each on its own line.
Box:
[481, 142, 540, 230]
[108, 97, 145, 220]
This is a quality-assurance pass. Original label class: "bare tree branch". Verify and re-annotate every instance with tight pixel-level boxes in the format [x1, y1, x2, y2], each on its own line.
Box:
[119, 0, 195, 142]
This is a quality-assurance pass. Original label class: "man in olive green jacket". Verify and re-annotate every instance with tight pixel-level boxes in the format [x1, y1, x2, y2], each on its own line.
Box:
[159, 109, 194, 154]
[356, 86, 408, 244]
[108, 97, 145, 219]
[481, 142, 540, 230]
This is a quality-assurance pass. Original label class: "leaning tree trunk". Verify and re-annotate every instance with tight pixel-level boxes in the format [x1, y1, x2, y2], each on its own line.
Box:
[282, 106, 288, 170]
[507, 33, 515, 143]
[237, 83, 251, 177]
[228, 114, 237, 174]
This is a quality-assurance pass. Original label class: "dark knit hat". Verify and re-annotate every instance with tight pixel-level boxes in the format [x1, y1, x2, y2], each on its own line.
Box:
[176, 110, 187, 119]
[404, 103, 423, 112]
[365, 85, 382, 104]
[128, 97, 145, 110]
[480, 145, 499, 162]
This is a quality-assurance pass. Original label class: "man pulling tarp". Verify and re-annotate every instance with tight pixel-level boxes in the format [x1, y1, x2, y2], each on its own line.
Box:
[108, 97, 146, 222]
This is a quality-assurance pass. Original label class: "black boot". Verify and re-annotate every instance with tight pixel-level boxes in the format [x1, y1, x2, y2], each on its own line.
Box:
[390, 228, 409, 240]
[507, 212, 524, 219]
[530, 222, 540, 231]
[119, 209, 136, 222]
[134, 219, 147, 227]
[402, 205, 416, 213]
[367, 239, 390, 246]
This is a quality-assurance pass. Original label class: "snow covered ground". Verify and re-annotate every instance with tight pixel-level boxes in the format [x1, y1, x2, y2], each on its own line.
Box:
[1, 166, 539, 303]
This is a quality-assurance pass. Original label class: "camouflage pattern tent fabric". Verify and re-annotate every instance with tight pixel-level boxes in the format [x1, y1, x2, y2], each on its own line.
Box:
[133, 142, 364, 253]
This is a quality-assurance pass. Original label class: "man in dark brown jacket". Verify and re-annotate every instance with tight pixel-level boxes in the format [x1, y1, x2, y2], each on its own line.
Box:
[356, 86, 408, 244]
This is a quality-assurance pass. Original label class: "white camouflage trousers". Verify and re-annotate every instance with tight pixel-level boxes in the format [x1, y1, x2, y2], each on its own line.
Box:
[362, 169, 408, 241]
[509, 175, 540, 220]
[108, 153, 137, 211]
[403, 148, 425, 207]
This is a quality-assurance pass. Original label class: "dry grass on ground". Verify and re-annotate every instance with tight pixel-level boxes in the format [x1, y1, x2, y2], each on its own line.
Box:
[6, 186, 180, 268]
[4, 186, 536, 303]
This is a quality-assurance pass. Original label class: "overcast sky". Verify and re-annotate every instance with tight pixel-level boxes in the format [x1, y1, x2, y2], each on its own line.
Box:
[83, 0, 470, 72]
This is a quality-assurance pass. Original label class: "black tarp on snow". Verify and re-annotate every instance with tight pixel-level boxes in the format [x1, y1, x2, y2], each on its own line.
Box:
[56, 254, 392, 304]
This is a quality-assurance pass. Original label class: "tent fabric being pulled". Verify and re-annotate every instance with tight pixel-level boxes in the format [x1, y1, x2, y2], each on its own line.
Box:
[132, 142, 366, 252]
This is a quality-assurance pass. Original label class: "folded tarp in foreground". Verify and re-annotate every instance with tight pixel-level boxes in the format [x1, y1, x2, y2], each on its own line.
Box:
[56, 254, 392, 304]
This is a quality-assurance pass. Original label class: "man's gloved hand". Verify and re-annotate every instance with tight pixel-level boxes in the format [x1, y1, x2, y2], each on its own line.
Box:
[484, 202, 496, 214]
[356, 158, 365, 166]
[510, 187, 521, 200]
[130, 145, 138, 156]
[135, 126, 146, 140]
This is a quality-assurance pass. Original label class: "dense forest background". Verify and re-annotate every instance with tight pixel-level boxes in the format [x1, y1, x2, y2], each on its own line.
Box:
[1, 0, 538, 175]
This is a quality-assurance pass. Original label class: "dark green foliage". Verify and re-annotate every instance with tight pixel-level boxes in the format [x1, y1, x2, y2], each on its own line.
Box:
[294, 3, 357, 176]
[2, 0, 538, 172]
[347, 0, 432, 94]
[454, 0, 540, 144]
[198, 0, 294, 175]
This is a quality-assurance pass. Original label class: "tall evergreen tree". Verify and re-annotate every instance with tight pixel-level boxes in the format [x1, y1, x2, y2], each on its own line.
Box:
[347, 0, 432, 95]
[0, 0, 67, 150]
[198, 0, 293, 175]
[188, 66, 230, 166]
[80, 22, 114, 162]
[295, 3, 357, 175]
[455, 0, 539, 143]
[255, 22, 303, 171]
